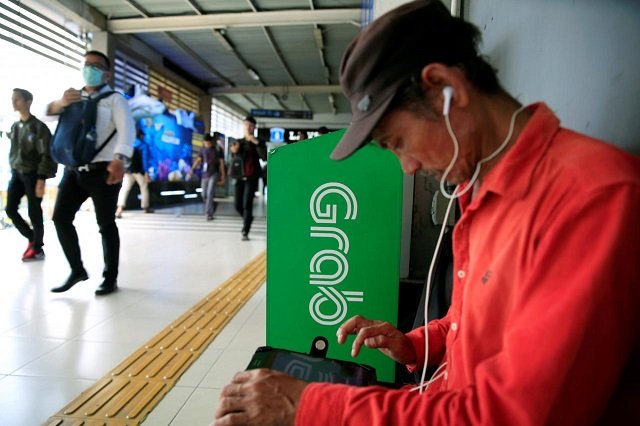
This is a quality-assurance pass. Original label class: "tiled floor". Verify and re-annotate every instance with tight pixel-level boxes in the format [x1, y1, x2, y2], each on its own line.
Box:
[0, 197, 267, 426]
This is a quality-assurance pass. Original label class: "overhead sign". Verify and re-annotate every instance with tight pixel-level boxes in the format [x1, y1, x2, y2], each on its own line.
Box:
[251, 108, 313, 120]
[270, 127, 285, 143]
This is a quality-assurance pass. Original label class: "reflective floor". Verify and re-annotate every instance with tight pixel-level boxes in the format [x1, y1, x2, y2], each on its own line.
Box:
[0, 196, 267, 426]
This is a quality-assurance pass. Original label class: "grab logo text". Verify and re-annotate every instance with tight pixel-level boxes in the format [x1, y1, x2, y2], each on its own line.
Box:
[308, 182, 363, 326]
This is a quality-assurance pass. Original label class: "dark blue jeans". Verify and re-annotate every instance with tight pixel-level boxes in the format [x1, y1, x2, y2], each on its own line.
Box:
[234, 178, 259, 235]
[52, 167, 121, 282]
[5, 170, 44, 249]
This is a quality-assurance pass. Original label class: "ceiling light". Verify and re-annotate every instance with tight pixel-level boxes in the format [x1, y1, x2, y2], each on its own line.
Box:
[212, 29, 233, 51]
[247, 68, 260, 80]
[313, 28, 324, 49]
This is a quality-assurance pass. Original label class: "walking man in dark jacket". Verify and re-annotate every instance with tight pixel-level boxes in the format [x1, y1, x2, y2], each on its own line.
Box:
[5, 88, 57, 261]
[230, 116, 267, 240]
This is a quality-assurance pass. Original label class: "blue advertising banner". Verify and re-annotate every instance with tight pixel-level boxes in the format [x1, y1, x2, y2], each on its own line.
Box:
[139, 113, 193, 181]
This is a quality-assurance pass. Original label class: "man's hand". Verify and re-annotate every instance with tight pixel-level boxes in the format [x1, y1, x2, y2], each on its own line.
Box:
[106, 159, 125, 184]
[243, 128, 260, 145]
[35, 179, 45, 198]
[47, 88, 82, 115]
[337, 315, 417, 365]
[61, 88, 82, 107]
[214, 369, 307, 426]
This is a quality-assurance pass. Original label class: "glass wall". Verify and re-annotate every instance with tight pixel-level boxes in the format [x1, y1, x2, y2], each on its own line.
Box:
[210, 99, 244, 140]
[0, 0, 86, 211]
[0, 39, 84, 219]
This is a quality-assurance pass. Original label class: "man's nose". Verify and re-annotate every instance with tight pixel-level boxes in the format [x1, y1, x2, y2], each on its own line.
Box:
[399, 154, 420, 175]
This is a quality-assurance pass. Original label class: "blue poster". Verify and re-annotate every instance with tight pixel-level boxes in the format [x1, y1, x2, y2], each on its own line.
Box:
[139, 113, 193, 181]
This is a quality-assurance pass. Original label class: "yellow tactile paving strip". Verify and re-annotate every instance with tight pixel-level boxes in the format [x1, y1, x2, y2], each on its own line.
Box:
[45, 251, 266, 426]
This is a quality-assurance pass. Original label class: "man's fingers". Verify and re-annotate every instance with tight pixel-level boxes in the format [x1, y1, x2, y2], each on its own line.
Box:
[351, 325, 376, 357]
[219, 383, 242, 398]
[337, 315, 366, 344]
[62, 89, 82, 105]
[216, 394, 243, 413]
[219, 372, 258, 397]
[226, 369, 267, 388]
[364, 334, 390, 350]
[214, 396, 248, 425]
[351, 326, 378, 357]
[213, 411, 247, 426]
[350, 322, 395, 357]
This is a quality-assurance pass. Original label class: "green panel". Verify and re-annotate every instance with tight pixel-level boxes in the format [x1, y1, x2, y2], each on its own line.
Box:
[266, 130, 403, 383]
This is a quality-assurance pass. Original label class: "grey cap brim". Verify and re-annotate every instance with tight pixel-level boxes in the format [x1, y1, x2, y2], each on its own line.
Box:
[330, 94, 395, 161]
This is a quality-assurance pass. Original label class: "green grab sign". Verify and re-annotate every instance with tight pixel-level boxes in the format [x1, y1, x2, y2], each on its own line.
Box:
[266, 130, 403, 383]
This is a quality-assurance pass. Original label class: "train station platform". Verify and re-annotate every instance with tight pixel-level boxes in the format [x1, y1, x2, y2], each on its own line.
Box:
[0, 197, 267, 425]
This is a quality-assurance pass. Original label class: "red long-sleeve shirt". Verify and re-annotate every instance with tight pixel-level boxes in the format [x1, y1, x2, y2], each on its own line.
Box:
[296, 103, 640, 425]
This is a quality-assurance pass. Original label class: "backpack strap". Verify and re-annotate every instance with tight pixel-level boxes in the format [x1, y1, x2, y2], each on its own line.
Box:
[90, 91, 118, 161]
[95, 90, 116, 101]
[93, 129, 118, 158]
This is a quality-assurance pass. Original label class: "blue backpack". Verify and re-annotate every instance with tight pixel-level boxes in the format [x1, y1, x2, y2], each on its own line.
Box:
[50, 91, 117, 167]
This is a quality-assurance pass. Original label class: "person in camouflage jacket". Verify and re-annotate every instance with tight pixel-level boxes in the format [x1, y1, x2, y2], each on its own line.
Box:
[6, 88, 57, 261]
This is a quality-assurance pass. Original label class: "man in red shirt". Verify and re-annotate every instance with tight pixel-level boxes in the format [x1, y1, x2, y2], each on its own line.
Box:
[214, 1, 640, 425]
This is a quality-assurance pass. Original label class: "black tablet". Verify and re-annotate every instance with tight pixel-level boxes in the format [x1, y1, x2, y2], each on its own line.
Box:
[246, 346, 377, 386]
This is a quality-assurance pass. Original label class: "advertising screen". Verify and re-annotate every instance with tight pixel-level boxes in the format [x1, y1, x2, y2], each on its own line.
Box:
[138, 113, 193, 181]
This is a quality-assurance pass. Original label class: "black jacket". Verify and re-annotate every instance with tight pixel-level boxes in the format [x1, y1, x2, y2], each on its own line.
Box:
[233, 137, 267, 180]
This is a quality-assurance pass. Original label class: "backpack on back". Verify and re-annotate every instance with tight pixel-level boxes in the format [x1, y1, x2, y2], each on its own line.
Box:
[51, 91, 117, 167]
[228, 153, 244, 179]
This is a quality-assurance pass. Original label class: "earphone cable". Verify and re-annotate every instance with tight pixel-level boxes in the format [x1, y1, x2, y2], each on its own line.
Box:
[440, 104, 527, 199]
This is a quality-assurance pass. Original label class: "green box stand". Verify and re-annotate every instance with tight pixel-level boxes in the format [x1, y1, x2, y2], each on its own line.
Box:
[266, 130, 403, 383]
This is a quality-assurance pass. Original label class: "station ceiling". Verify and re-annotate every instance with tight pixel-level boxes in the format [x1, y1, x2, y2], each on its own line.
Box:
[33, 0, 364, 123]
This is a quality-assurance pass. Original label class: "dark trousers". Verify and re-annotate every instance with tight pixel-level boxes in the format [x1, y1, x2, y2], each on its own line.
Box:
[52, 168, 121, 282]
[234, 178, 259, 235]
[5, 170, 44, 249]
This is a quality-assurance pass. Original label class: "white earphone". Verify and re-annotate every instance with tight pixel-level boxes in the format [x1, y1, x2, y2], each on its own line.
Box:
[442, 86, 454, 116]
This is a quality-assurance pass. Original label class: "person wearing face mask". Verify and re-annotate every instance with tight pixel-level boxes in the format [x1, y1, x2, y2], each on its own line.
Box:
[214, 1, 640, 425]
[46, 50, 135, 296]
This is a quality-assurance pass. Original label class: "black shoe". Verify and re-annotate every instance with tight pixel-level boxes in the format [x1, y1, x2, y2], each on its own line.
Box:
[51, 269, 89, 293]
[242, 233, 250, 241]
[95, 280, 118, 296]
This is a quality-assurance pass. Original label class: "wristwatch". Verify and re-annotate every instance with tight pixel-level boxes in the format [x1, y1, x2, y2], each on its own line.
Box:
[114, 153, 131, 169]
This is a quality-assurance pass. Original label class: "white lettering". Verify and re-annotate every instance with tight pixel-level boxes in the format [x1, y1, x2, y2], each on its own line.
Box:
[309, 249, 348, 285]
[308, 182, 362, 326]
[310, 227, 350, 253]
[310, 182, 358, 224]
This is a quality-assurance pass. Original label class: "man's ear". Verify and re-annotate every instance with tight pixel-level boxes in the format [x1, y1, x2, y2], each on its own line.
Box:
[420, 63, 469, 115]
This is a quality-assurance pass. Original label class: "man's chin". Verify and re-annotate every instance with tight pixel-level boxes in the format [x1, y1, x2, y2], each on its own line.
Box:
[418, 170, 444, 181]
